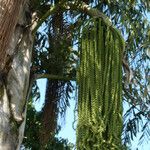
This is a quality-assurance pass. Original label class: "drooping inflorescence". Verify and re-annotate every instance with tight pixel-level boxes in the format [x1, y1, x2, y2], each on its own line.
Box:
[77, 18, 125, 150]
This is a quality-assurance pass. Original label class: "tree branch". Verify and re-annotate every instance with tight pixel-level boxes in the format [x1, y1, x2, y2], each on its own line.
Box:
[34, 74, 76, 81]
[26, 73, 76, 101]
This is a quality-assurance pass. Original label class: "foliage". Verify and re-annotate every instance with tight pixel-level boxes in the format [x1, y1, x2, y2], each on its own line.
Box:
[23, 102, 41, 149]
[23, 101, 74, 150]
[24, 0, 150, 148]
[30, 0, 76, 146]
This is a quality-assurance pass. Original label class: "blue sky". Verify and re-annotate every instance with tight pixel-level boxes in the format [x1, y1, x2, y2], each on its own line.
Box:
[35, 79, 150, 150]
[33, 12, 150, 150]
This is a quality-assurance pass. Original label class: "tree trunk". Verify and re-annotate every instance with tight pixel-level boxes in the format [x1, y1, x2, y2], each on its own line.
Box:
[0, 0, 24, 71]
[40, 80, 58, 147]
[0, 1, 33, 149]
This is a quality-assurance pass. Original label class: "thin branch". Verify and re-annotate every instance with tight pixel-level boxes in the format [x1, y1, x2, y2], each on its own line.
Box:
[123, 86, 148, 118]
[34, 74, 76, 81]
[26, 73, 76, 101]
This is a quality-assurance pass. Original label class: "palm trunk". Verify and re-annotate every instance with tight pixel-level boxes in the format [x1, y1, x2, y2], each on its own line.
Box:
[40, 80, 59, 147]
[0, 1, 33, 149]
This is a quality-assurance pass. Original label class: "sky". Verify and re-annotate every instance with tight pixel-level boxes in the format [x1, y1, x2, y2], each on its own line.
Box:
[35, 79, 150, 150]
[33, 12, 150, 150]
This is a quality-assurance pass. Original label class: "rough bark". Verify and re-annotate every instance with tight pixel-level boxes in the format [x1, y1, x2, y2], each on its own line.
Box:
[40, 80, 58, 147]
[0, 0, 24, 71]
[0, 1, 33, 149]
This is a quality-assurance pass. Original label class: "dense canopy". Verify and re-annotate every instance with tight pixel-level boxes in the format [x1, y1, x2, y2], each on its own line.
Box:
[25, 0, 150, 149]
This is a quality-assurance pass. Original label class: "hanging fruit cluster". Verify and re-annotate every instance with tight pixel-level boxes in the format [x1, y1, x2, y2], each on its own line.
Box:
[77, 18, 125, 150]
